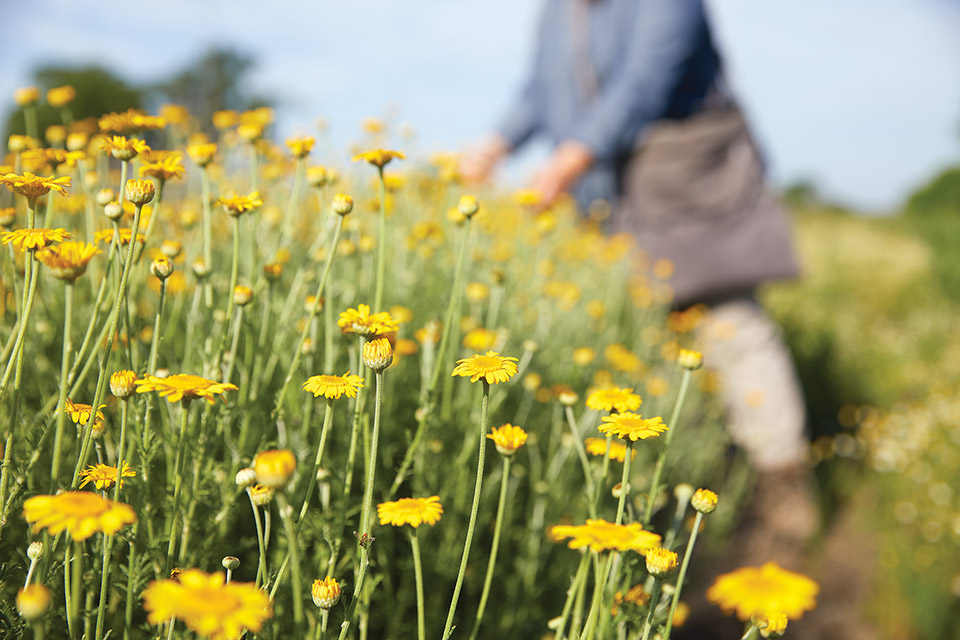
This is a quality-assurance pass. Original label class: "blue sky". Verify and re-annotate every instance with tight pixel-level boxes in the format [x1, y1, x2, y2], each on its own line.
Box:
[2, 0, 959, 212]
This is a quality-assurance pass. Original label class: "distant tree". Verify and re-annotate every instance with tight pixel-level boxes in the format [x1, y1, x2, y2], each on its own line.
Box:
[3, 65, 143, 140]
[781, 179, 822, 209]
[905, 167, 960, 217]
[150, 47, 273, 136]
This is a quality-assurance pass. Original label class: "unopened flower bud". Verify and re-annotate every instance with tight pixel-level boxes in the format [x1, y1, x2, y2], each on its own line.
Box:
[523, 339, 538, 353]
[248, 484, 274, 506]
[27, 541, 43, 561]
[362, 337, 394, 372]
[312, 577, 341, 609]
[691, 488, 718, 514]
[233, 285, 254, 307]
[104, 201, 123, 221]
[150, 257, 174, 281]
[0, 208, 16, 228]
[332, 193, 353, 216]
[160, 240, 182, 259]
[645, 547, 678, 579]
[15, 87, 40, 107]
[457, 195, 480, 218]
[192, 259, 209, 279]
[66, 132, 87, 152]
[263, 263, 283, 281]
[124, 179, 155, 206]
[222, 556, 241, 571]
[673, 483, 695, 505]
[96, 188, 116, 208]
[110, 370, 138, 399]
[235, 468, 257, 488]
[558, 390, 579, 407]
[8, 134, 34, 153]
[307, 166, 328, 188]
[45, 125, 67, 146]
[678, 348, 703, 371]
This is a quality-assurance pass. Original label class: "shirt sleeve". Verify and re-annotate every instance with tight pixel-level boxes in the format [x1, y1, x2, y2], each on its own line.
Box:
[568, 0, 706, 162]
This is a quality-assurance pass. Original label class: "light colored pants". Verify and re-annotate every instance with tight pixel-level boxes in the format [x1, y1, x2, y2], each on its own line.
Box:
[698, 297, 807, 470]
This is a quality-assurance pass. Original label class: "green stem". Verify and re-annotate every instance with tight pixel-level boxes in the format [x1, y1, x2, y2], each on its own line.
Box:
[280, 157, 305, 241]
[213, 216, 241, 371]
[662, 511, 704, 640]
[373, 166, 387, 311]
[71, 541, 82, 638]
[201, 167, 213, 307]
[249, 491, 268, 589]
[273, 216, 344, 418]
[644, 369, 692, 525]
[276, 492, 304, 636]
[338, 369, 385, 640]
[616, 440, 634, 525]
[297, 399, 334, 528]
[410, 528, 426, 640]
[390, 219, 472, 497]
[441, 381, 490, 640]
[554, 552, 591, 640]
[94, 532, 113, 640]
[0, 250, 38, 394]
[70, 204, 144, 489]
[564, 406, 597, 519]
[468, 456, 512, 640]
[639, 578, 663, 640]
[64, 542, 74, 637]
[740, 625, 761, 640]
[163, 401, 191, 576]
[581, 552, 613, 640]
[50, 282, 74, 487]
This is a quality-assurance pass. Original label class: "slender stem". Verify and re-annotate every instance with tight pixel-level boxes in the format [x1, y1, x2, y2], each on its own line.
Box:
[297, 399, 334, 528]
[199, 166, 213, 307]
[213, 216, 241, 370]
[581, 552, 613, 640]
[280, 157, 305, 241]
[276, 492, 304, 635]
[410, 528, 426, 640]
[0, 249, 38, 394]
[468, 456, 512, 640]
[273, 216, 344, 417]
[740, 625, 761, 640]
[639, 578, 663, 640]
[147, 280, 167, 375]
[338, 369, 384, 640]
[564, 406, 597, 519]
[662, 511, 704, 640]
[248, 491, 268, 589]
[163, 401, 191, 575]
[442, 381, 490, 640]
[64, 542, 74, 638]
[71, 541, 82, 637]
[70, 204, 144, 489]
[373, 166, 387, 311]
[616, 441, 634, 525]
[644, 370, 692, 525]
[94, 532, 112, 640]
[555, 552, 591, 640]
[50, 282, 74, 487]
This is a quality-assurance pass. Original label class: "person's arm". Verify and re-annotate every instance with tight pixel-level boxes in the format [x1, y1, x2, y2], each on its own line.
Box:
[568, 0, 706, 163]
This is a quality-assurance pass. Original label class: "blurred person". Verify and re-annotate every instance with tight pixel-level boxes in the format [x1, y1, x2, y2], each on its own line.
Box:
[462, 0, 817, 572]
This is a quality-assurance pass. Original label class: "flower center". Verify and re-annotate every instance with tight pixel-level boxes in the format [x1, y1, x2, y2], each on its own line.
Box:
[470, 356, 502, 372]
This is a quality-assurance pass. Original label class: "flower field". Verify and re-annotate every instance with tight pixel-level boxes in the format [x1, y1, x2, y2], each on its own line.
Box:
[2, 88, 942, 640]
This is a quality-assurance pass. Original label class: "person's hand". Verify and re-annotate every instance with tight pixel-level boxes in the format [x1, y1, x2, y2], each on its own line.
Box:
[528, 140, 593, 207]
[460, 135, 510, 184]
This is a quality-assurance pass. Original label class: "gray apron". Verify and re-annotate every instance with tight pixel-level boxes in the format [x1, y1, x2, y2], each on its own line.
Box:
[615, 104, 800, 308]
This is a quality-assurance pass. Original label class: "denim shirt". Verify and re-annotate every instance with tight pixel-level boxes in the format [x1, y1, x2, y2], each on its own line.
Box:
[498, 0, 722, 205]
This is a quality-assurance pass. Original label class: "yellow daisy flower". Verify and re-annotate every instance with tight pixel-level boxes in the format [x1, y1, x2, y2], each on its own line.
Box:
[584, 437, 627, 463]
[706, 562, 819, 621]
[337, 304, 400, 338]
[585, 387, 642, 413]
[352, 148, 405, 168]
[23, 491, 136, 541]
[549, 519, 661, 554]
[377, 495, 443, 528]
[93, 228, 146, 246]
[62, 398, 106, 428]
[486, 424, 528, 456]
[451, 351, 519, 385]
[143, 569, 272, 640]
[286, 136, 315, 159]
[598, 412, 668, 441]
[187, 143, 217, 167]
[135, 374, 238, 404]
[0, 171, 71, 200]
[215, 192, 263, 217]
[139, 154, 185, 182]
[98, 109, 165, 134]
[463, 328, 498, 351]
[36, 241, 100, 281]
[99, 135, 150, 161]
[79, 462, 136, 490]
[1, 227, 72, 252]
[47, 85, 76, 107]
[253, 449, 297, 489]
